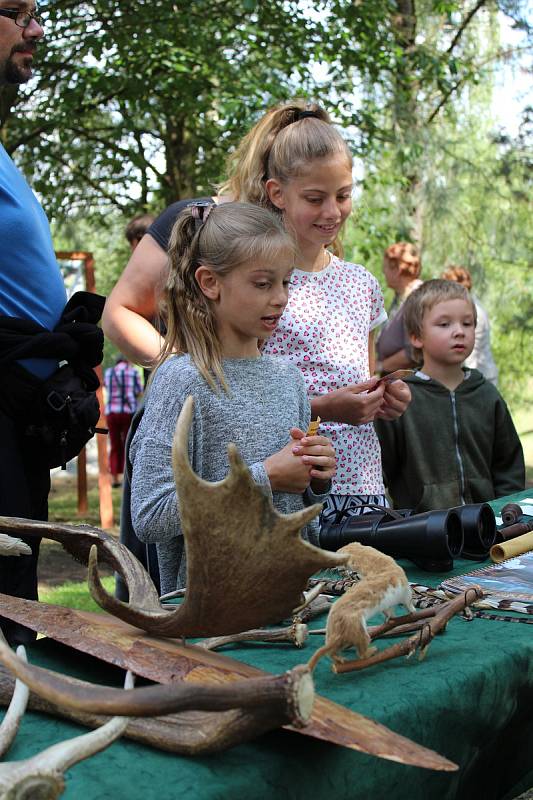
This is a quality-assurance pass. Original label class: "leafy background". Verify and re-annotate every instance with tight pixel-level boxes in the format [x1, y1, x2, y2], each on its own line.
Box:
[1, 0, 531, 406]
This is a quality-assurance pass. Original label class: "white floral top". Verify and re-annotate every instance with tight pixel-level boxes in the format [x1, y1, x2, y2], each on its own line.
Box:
[262, 255, 387, 495]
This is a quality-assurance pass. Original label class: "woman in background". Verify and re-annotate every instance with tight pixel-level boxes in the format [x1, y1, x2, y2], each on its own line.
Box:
[375, 242, 422, 374]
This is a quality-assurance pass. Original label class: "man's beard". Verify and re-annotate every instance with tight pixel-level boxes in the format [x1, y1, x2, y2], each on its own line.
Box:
[1, 47, 35, 85]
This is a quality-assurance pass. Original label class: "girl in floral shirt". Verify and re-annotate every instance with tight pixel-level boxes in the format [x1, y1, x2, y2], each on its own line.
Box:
[221, 101, 412, 522]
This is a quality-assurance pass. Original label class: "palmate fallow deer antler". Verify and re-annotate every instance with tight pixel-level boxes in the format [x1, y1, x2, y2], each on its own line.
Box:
[88, 395, 348, 637]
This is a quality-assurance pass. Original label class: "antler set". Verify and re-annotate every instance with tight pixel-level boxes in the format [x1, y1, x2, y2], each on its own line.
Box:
[0, 397, 459, 781]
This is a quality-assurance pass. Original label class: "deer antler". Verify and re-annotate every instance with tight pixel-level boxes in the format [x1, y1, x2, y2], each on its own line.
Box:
[0, 663, 133, 799]
[0, 645, 29, 758]
[0, 535, 31, 557]
[88, 395, 348, 637]
[0, 515, 165, 618]
[0, 634, 313, 726]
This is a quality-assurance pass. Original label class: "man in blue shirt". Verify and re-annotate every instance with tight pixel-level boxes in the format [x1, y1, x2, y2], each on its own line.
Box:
[0, 3, 67, 645]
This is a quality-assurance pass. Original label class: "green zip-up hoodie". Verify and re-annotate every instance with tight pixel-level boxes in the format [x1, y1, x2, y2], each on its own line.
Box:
[375, 369, 525, 512]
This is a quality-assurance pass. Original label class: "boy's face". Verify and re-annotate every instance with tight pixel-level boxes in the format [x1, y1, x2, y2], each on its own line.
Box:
[410, 298, 476, 369]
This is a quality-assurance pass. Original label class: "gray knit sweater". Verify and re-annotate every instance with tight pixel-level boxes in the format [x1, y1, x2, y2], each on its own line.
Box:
[129, 354, 329, 593]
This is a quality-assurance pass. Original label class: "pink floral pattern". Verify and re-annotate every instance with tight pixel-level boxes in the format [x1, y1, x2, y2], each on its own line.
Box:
[262, 256, 387, 495]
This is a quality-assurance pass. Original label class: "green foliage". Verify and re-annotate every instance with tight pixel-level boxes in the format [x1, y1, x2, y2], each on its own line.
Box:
[1, 0, 530, 403]
[2, 0, 325, 222]
[5, 1, 528, 223]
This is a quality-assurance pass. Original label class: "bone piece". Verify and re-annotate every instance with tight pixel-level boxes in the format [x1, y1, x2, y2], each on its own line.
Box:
[0, 667, 133, 799]
[87, 395, 348, 637]
[292, 594, 332, 623]
[293, 582, 326, 613]
[198, 623, 309, 651]
[159, 587, 187, 601]
[501, 503, 523, 527]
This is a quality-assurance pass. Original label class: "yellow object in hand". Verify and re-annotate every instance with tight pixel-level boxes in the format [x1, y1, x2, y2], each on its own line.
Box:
[306, 417, 321, 436]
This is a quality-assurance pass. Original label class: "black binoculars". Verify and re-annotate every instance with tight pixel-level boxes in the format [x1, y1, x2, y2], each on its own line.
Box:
[319, 503, 497, 572]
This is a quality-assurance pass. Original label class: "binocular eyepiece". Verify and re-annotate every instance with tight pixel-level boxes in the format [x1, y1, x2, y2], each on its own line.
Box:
[319, 503, 496, 571]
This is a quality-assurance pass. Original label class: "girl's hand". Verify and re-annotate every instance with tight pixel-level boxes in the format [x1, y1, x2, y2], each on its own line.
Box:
[375, 379, 412, 420]
[313, 379, 385, 426]
[264, 431, 313, 493]
[290, 428, 336, 486]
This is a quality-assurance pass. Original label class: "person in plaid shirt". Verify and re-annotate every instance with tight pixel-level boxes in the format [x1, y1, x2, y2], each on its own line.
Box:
[104, 355, 143, 487]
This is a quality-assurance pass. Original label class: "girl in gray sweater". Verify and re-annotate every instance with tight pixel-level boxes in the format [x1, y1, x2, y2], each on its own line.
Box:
[129, 202, 336, 594]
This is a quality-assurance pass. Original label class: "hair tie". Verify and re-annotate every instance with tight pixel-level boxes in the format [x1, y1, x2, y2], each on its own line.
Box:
[190, 202, 213, 231]
[293, 109, 320, 122]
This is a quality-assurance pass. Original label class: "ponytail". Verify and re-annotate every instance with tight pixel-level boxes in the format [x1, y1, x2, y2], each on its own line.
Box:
[219, 99, 352, 256]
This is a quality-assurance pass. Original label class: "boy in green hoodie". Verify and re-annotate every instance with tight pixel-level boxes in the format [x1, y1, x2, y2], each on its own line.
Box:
[375, 279, 524, 511]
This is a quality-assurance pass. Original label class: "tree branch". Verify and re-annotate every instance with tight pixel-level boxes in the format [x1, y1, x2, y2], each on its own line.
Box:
[446, 0, 489, 55]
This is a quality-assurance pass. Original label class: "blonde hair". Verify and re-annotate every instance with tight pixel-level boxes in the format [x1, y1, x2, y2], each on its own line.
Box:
[403, 279, 477, 364]
[219, 99, 353, 256]
[441, 265, 473, 291]
[157, 202, 295, 392]
[383, 242, 421, 278]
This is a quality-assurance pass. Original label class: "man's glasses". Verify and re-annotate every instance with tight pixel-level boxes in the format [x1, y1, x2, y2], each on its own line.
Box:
[0, 8, 42, 28]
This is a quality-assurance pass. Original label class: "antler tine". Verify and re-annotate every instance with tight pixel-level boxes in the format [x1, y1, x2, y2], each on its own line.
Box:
[24, 671, 134, 772]
[0, 516, 162, 611]
[0, 645, 29, 757]
[0, 669, 134, 798]
[0, 534, 32, 557]
[172, 394, 197, 484]
[88, 545, 206, 637]
[172, 396, 246, 495]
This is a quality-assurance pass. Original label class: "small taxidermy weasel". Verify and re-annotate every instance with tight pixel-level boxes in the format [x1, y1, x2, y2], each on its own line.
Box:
[308, 542, 415, 670]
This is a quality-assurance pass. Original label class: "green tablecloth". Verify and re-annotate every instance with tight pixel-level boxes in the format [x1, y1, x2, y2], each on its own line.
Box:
[4, 492, 533, 799]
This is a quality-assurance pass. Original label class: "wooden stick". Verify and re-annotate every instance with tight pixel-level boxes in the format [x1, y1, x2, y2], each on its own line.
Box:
[309, 610, 437, 640]
[368, 607, 439, 639]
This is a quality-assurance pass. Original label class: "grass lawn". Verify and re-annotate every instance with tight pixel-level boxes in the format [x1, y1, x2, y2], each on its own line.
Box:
[42, 475, 122, 611]
[40, 577, 115, 611]
[47, 474, 122, 529]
